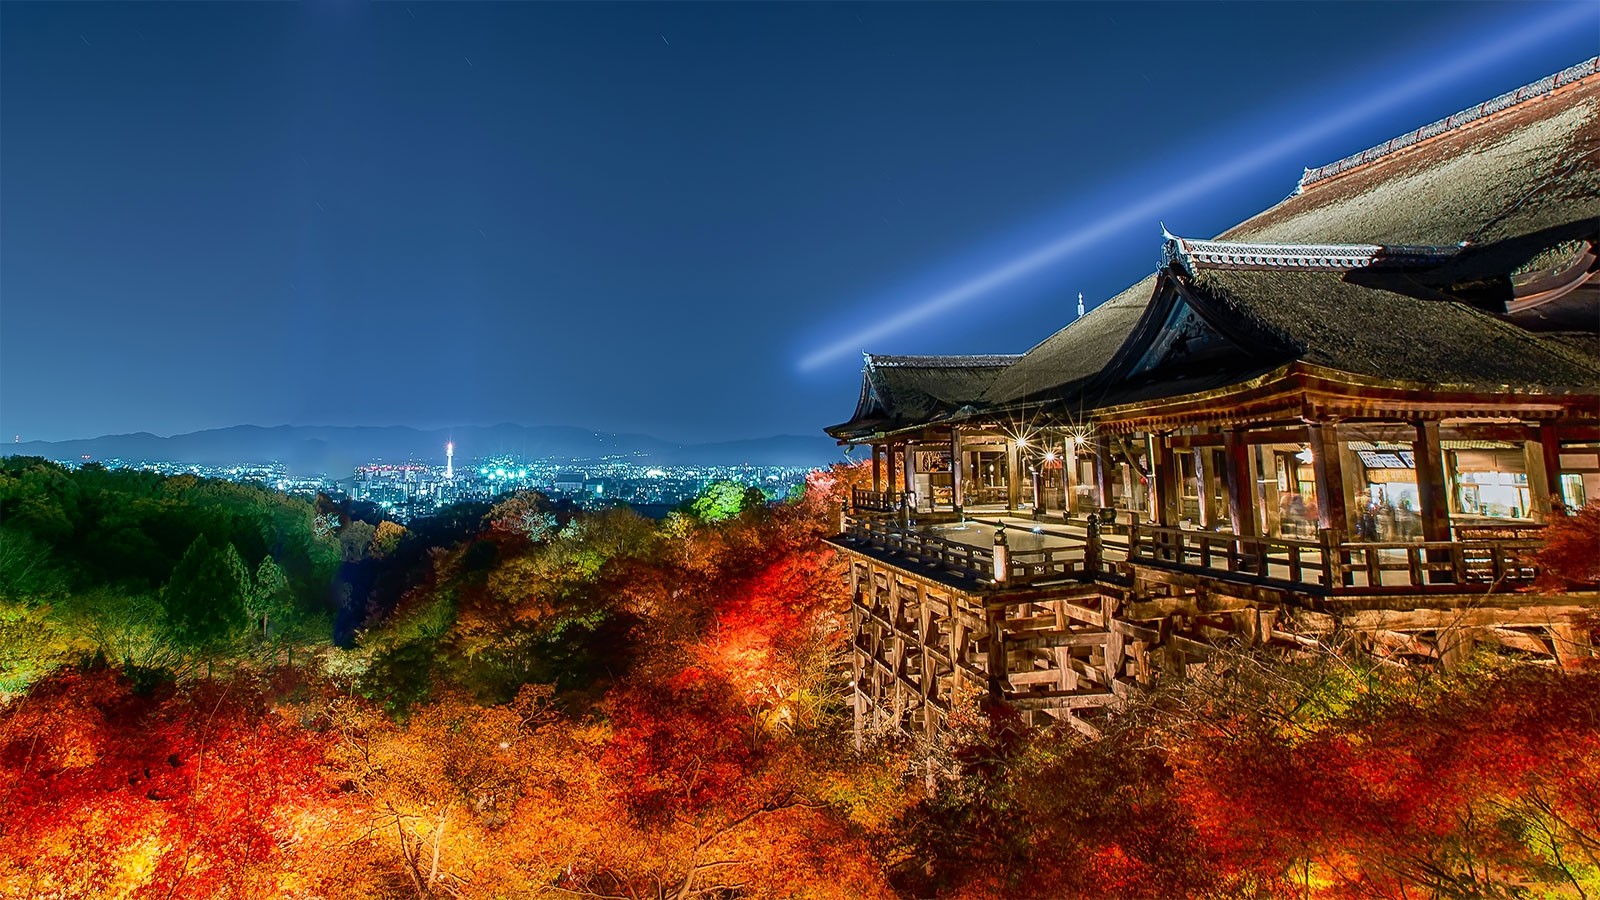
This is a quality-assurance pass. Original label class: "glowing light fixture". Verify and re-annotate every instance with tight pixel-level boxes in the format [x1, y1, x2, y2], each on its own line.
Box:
[992, 528, 1009, 583]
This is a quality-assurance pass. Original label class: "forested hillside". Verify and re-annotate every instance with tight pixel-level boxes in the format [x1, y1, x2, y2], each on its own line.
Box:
[2, 458, 1598, 898]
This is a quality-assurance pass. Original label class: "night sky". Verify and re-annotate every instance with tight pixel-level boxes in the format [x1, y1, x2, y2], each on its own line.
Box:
[3, 2, 1596, 444]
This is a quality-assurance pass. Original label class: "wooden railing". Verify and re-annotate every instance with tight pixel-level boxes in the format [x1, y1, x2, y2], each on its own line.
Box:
[843, 515, 997, 582]
[840, 516, 1091, 586]
[1331, 539, 1543, 592]
[1128, 524, 1330, 588]
[1005, 544, 1090, 585]
[851, 488, 896, 513]
[1128, 523, 1548, 593]
[843, 514, 1553, 595]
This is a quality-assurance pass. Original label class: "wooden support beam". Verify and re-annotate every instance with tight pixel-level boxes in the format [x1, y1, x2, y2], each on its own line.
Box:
[1168, 427, 1310, 448]
[871, 444, 882, 494]
[951, 427, 964, 513]
[1307, 422, 1350, 539]
[1540, 421, 1566, 509]
[884, 442, 896, 500]
[1551, 624, 1594, 668]
[1005, 631, 1111, 654]
[903, 441, 916, 512]
[1195, 444, 1220, 529]
[1007, 441, 1023, 512]
[1102, 596, 1124, 683]
[1224, 428, 1258, 539]
[985, 604, 1008, 701]
[1004, 688, 1118, 710]
[1341, 606, 1596, 631]
[1095, 439, 1116, 510]
[1413, 420, 1454, 583]
[1149, 432, 1180, 526]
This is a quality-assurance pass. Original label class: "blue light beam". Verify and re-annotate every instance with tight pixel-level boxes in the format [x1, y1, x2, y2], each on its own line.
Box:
[798, 4, 1594, 371]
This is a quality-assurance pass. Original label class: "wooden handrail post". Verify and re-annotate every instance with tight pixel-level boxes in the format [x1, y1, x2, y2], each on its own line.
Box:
[1085, 513, 1103, 575]
[1319, 527, 1341, 589]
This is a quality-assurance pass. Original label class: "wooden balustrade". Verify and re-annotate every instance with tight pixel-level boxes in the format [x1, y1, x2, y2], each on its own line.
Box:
[851, 488, 896, 513]
[1005, 545, 1088, 585]
[840, 516, 1091, 586]
[842, 515, 997, 583]
[1333, 538, 1543, 592]
[1128, 523, 1329, 587]
[844, 514, 1551, 595]
[1126, 523, 1547, 593]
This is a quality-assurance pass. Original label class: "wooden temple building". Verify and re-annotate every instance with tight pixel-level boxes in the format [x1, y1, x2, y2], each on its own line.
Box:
[824, 59, 1600, 742]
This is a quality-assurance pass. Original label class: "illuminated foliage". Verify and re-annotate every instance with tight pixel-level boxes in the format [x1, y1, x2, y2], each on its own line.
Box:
[1532, 501, 1600, 592]
[691, 480, 765, 522]
[4, 456, 1598, 898]
[0, 669, 343, 897]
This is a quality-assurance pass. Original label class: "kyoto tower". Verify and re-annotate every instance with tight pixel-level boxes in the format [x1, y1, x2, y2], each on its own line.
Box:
[445, 441, 455, 480]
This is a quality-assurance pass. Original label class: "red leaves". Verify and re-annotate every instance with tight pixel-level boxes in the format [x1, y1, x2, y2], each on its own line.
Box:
[601, 668, 757, 821]
[1165, 665, 1600, 898]
[1531, 501, 1600, 591]
[0, 668, 339, 897]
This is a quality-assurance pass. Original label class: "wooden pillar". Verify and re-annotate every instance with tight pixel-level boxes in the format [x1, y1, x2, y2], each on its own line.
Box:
[917, 584, 936, 740]
[1536, 419, 1561, 506]
[984, 604, 1008, 702]
[1063, 440, 1079, 516]
[871, 444, 882, 494]
[1551, 623, 1593, 668]
[1224, 428, 1257, 538]
[1308, 422, 1350, 539]
[1195, 444, 1220, 528]
[1095, 439, 1115, 510]
[851, 563, 866, 749]
[1540, 422, 1565, 508]
[1149, 432, 1179, 526]
[885, 441, 897, 500]
[1338, 439, 1366, 534]
[903, 441, 916, 511]
[1007, 442, 1022, 512]
[950, 428, 964, 514]
[1524, 424, 1557, 519]
[1102, 596, 1124, 685]
[1413, 420, 1455, 583]
[1413, 421, 1451, 541]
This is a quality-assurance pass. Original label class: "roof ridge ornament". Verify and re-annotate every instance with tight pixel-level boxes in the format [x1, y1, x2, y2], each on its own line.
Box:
[1300, 56, 1599, 190]
[1163, 235, 1459, 273]
[868, 353, 1022, 368]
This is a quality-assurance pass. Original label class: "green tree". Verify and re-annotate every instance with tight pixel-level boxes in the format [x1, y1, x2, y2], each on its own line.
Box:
[692, 481, 764, 522]
[247, 556, 292, 638]
[161, 535, 250, 652]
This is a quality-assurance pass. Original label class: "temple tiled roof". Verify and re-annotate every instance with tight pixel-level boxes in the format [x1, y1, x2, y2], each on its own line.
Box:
[976, 275, 1157, 408]
[825, 354, 1018, 440]
[1299, 57, 1598, 189]
[1181, 267, 1600, 393]
[1225, 67, 1600, 247]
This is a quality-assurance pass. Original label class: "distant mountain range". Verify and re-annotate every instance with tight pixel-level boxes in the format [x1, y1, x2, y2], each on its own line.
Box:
[4, 424, 848, 475]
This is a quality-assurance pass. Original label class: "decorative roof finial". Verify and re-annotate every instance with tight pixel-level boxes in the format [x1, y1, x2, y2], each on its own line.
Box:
[1076, 291, 1085, 319]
